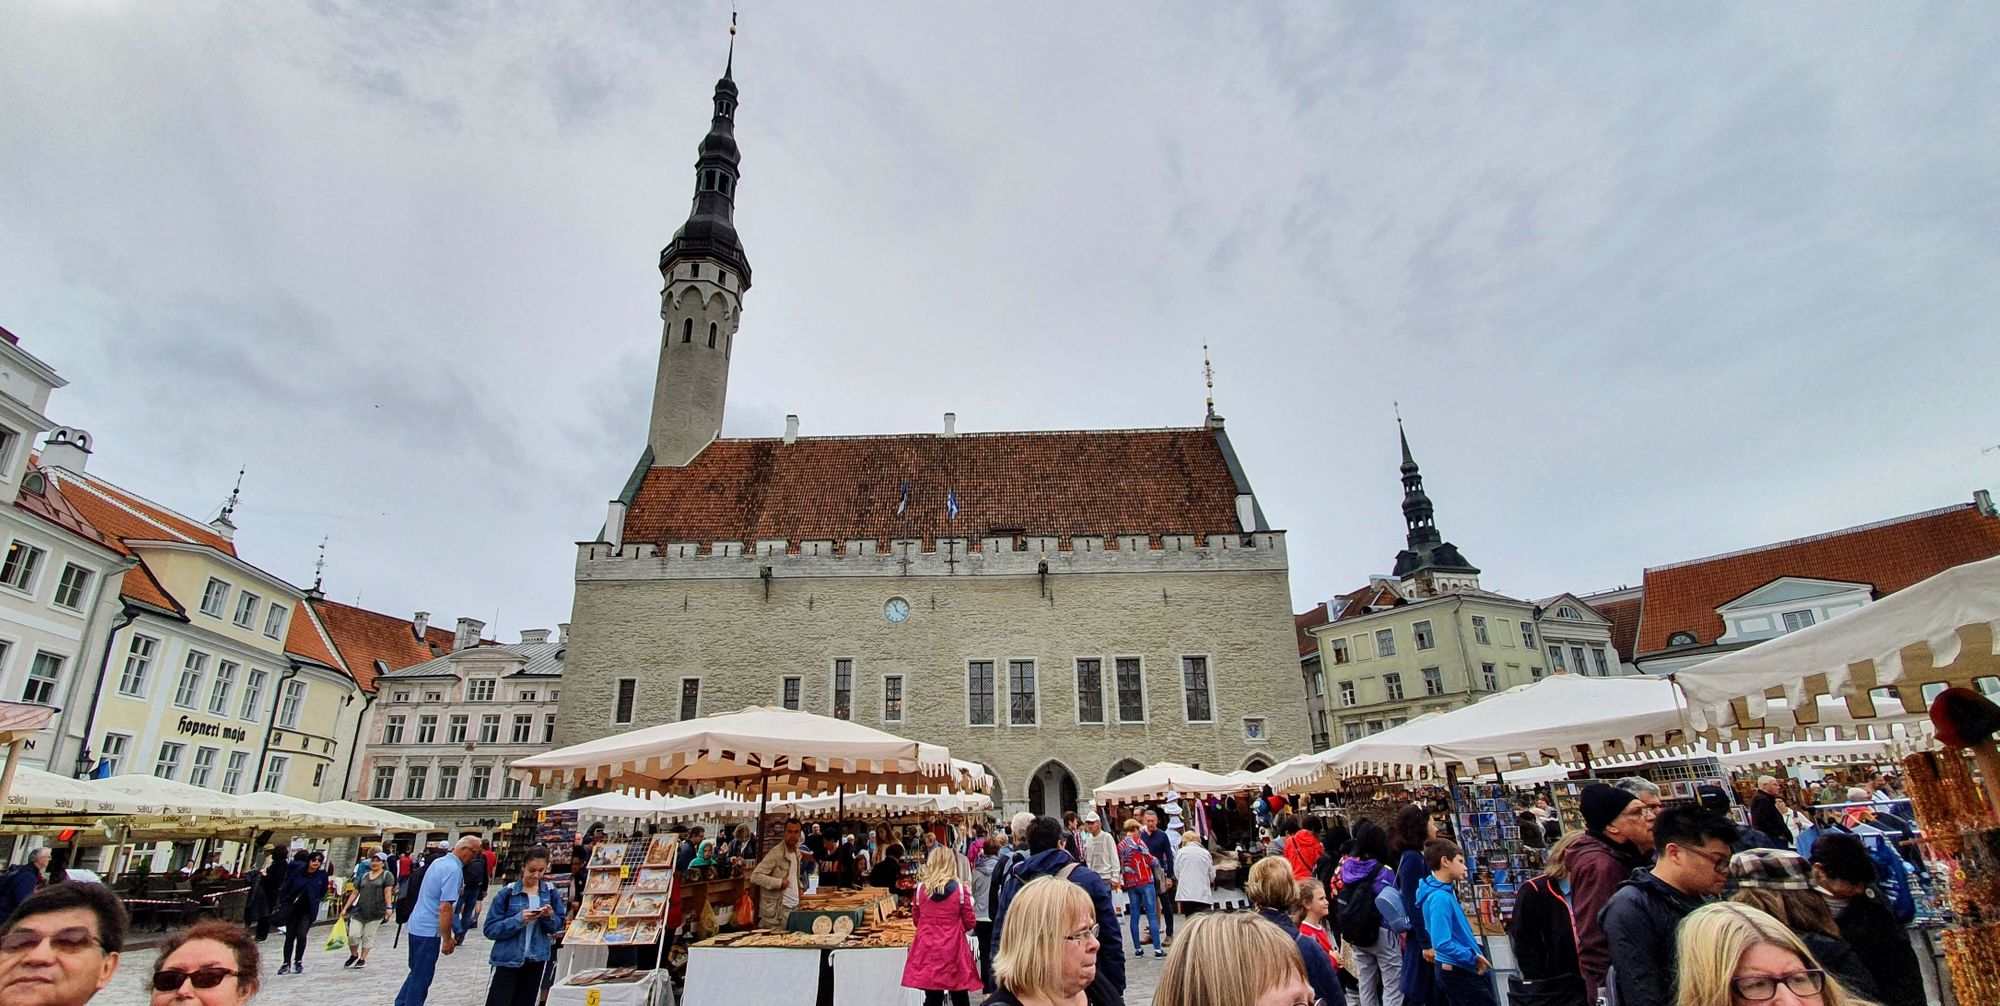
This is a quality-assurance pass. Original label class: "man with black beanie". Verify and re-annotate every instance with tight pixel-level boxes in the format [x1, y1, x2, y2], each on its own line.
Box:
[1567, 783, 1653, 1003]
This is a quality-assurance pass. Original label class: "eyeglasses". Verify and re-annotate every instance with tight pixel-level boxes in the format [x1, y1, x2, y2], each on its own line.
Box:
[1674, 844, 1731, 874]
[151, 967, 240, 992]
[1062, 924, 1100, 944]
[0, 928, 102, 955]
[1731, 969, 1825, 1001]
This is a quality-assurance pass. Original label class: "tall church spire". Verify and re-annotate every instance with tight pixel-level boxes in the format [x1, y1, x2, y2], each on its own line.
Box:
[1390, 417, 1480, 596]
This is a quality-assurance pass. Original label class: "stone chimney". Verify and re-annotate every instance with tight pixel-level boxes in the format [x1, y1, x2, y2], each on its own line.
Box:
[453, 617, 485, 651]
[942, 412, 957, 438]
[413, 611, 430, 640]
[519, 628, 552, 645]
[605, 501, 627, 551]
[783, 414, 799, 445]
[1978, 488, 1996, 519]
[558, 622, 571, 643]
[39, 428, 92, 474]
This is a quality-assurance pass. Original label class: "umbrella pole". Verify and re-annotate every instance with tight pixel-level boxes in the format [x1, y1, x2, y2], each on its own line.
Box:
[0, 737, 22, 825]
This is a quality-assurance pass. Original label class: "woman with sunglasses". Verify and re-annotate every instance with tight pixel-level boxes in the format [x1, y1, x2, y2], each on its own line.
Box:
[1674, 902, 1876, 1006]
[148, 921, 259, 1006]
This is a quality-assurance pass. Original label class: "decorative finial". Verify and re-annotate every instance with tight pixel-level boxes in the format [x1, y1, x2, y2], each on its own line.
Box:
[312, 536, 328, 591]
[725, 9, 737, 79]
[1203, 344, 1215, 417]
[219, 468, 245, 522]
[1394, 400, 1402, 425]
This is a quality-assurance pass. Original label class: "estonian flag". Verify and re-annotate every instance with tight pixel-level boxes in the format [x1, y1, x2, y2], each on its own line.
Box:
[947, 490, 960, 520]
[896, 482, 909, 517]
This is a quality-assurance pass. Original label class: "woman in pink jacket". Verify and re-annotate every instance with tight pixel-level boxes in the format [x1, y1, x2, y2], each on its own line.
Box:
[901, 846, 981, 1006]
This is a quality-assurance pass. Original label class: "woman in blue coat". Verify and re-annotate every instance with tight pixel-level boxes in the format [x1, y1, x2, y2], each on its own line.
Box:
[483, 845, 569, 1006]
[276, 850, 331, 975]
[1391, 804, 1446, 1006]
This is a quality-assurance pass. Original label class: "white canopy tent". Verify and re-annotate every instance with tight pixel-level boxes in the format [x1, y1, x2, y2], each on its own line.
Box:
[317, 799, 434, 833]
[1091, 762, 1249, 804]
[0, 762, 153, 823]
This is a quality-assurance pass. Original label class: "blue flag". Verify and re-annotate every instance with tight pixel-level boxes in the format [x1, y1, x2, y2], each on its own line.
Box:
[947, 490, 960, 520]
[896, 482, 909, 517]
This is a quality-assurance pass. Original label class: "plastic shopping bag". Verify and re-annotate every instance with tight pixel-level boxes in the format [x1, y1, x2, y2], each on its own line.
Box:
[324, 917, 349, 952]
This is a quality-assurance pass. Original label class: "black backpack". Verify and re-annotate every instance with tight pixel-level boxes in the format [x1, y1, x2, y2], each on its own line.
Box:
[1334, 863, 1385, 948]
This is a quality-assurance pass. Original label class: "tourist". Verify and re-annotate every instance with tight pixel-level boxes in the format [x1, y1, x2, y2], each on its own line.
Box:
[1140, 809, 1178, 945]
[1390, 804, 1445, 1006]
[147, 921, 258, 1006]
[1078, 813, 1117, 884]
[1567, 783, 1652, 1001]
[455, 837, 492, 941]
[725, 825, 757, 866]
[1293, 877, 1337, 970]
[0, 847, 53, 920]
[1505, 833, 1584, 1006]
[983, 876, 1112, 1006]
[1602, 806, 1738, 1006]
[676, 827, 706, 873]
[750, 819, 806, 929]
[1172, 831, 1214, 916]
[1416, 839, 1493, 1006]
[1727, 849, 1880, 1001]
[275, 851, 329, 975]
[901, 847, 980, 1006]
[689, 838, 719, 868]
[1283, 812, 1324, 882]
[1152, 911, 1314, 1006]
[1808, 833, 1924, 1006]
[1061, 812, 1084, 861]
[1700, 787, 1779, 857]
[1751, 776, 1795, 848]
[1116, 818, 1164, 958]
[1515, 800, 1547, 849]
[1674, 902, 1869, 1006]
[395, 835, 480, 1006]
[870, 843, 906, 890]
[1247, 856, 1346, 1006]
[481, 846, 566, 1006]
[0, 881, 127, 1006]
[970, 837, 1003, 993]
[339, 854, 395, 969]
[991, 816, 1123, 998]
[245, 849, 287, 943]
[1339, 819, 1403, 1006]
[1612, 777, 1665, 855]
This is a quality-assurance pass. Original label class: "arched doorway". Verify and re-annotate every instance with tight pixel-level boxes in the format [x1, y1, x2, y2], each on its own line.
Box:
[1243, 755, 1272, 772]
[1028, 761, 1079, 818]
[1104, 759, 1144, 784]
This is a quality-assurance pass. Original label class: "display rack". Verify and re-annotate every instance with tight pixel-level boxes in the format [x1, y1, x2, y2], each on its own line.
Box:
[1448, 782, 1534, 934]
[564, 834, 677, 950]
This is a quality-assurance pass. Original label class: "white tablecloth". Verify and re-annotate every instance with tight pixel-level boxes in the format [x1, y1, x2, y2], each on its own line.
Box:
[829, 947, 922, 1006]
[681, 946, 822, 1006]
[548, 971, 667, 1006]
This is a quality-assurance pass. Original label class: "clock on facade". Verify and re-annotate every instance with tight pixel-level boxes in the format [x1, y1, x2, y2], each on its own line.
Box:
[884, 597, 910, 623]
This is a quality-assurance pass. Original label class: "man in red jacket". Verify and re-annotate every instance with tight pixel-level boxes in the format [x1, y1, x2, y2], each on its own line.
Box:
[1283, 816, 1323, 881]
[1567, 784, 1652, 1003]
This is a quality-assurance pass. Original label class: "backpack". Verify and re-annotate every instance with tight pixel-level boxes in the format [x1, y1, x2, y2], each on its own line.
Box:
[1334, 862, 1385, 948]
[0, 865, 30, 921]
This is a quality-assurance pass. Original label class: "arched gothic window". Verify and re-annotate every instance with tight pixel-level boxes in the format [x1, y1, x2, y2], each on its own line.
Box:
[708, 322, 718, 348]
[682, 318, 693, 343]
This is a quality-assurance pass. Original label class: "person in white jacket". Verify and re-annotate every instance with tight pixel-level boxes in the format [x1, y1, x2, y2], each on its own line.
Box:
[1171, 831, 1216, 915]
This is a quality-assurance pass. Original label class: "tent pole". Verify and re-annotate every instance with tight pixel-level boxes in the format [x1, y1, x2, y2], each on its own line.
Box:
[0, 737, 23, 825]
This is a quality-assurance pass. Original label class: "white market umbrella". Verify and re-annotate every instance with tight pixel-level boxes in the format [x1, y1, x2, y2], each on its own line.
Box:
[241, 791, 369, 829]
[1091, 762, 1244, 804]
[0, 762, 151, 819]
[541, 790, 671, 818]
[318, 799, 434, 832]
[85, 775, 274, 823]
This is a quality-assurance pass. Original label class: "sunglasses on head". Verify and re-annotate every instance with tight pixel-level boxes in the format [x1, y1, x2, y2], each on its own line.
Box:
[152, 967, 239, 992]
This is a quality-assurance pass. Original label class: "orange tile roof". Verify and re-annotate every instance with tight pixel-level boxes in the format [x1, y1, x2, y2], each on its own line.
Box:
[1635, 502, 2000, 655]
[42, 470, 187, 614]
[284, 600, 347, 672]
[309, 598, 453, 692]
[54, 470, 237, 556]
[1589, 596, 1643, 664]
[1294, 604, 1329, 657]
[1327, 582, 1405, 623]
[622, 429, 1248, 551]
[13, 463, 115, 553]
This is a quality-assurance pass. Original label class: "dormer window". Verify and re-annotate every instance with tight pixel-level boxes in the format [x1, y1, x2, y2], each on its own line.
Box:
[1667, 631, 1698, 647]
[1557, 605, 1579, 619]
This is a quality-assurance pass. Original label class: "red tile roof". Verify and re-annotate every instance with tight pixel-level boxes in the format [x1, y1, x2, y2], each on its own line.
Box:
[1327, 581, 1405, 623]
[1635, 502, 2000, 655]
[284, 601, 348, 672]
[13, 463, 115, 553]
[623, 429, 1247, 550]
[310, 599, 453, 692]
[51, 470, 237, 557]
[1295, 604, 1329, 657]
[1590, 596, 1643, 664]
[43, 471, 186, 614]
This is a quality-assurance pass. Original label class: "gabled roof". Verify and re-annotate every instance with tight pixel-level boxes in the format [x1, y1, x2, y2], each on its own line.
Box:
[40, 468, 187, 615]
[284, 600, 348, 674]
[46, 467, 236, 556]
[1294, 604, 1329, 658]
[620, 428, 1253, 551]
[308, 598, 454, 693]
[1326, 581, 1406, 623]
[1589, 595, 1643, 663]
[13, 462, 116, 554]
[1634, 500, 2000, 655]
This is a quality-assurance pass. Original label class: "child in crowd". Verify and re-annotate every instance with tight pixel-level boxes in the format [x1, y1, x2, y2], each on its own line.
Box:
[1417, 839, 1494, 1006]
[1293, 877, 1340, 971]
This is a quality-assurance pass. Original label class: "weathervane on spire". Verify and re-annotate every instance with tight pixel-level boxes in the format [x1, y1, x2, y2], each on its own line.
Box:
[313, 536, 328, 591]
[218, 468, 244, 524]
[1203, 344, 1215, 417]
[726, 8, 737, 77]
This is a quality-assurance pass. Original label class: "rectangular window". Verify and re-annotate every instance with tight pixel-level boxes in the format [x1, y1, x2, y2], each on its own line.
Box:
[277, 679, 305, 729]
[519, 690, 537, 703]
[1471, 616, 1490, 645]
[1007, 660, 1037, 725]
[154, 741, 184, 780]
[467, 678, 495, 702]
[1, 541, 46, 593]
[222, 751, 247, 794]
[502, 775, 522, 800]
[1345, 722, 1365, 743]
[262, 755, 288, 792]
[446, 714, 468, 743]
[371, 765, 396, 800]
[1384, 673, 1404, 702]
[312, 763, 325, 787]
[1548, 645, 1565, 672]
[232, 590, 260, 629]
[679, 678, 700, 721]
[403, 764, 427, 800]
[1182, 656, 1213, 722]
[1115, 657, 1145, 722]
[424, 690, 442, 703]
[1074, 659, 1104, 724]
[263, 602, 286, 639]
[1367, 719, 1384, 735]
[207, 661, 238, 715]
[392, 690, 410, 703]
[1521, 622, 1536, 649]
[1571, 646, 1589, 677]
[1530, 665, 1545, 680]
[1312, 671, 1325, 697]
[542, 713, 556, 743]
[968, 661, 995, 725]
[199, 577, 230, 617]
[832, 660, 853, 720]
[1413, 620, 1436, 651]
[1421, 666, 1444, 696]
[1782, 610, 1816, 633]
[478, 714, 499, 743]
[240, 668, 266, 722]
[882, 675, 903, 723]
[53, 563, 91, 611]
[117, 635, 158, 697]
[23, 651, 63, 704]
[1481, 662, 1498, 691]
[1338, 681, 1356, 708]
[1375, 628, 1396, 657]
[1591, 647, 1612, 676]
[613, 679, 636, 724]
[99, 732, 131, 776]
[188, 746, 218, 788]
[1323, 638, 1346, 666]
[1316, 710, 1329, 740]
[383, 715, 406, 745]
[511, 713, 532, 743]
[416, 715, 438, 744]
[437, 765, 460, 800]
[173, 651, 208, 708]
[781, 676, 801, 710]
[469, 765, 492, 799]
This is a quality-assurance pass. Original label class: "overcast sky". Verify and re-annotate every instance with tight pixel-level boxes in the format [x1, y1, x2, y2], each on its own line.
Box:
[5, 2, 1997, 636]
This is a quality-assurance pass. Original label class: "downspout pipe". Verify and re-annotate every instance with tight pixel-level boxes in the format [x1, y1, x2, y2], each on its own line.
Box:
[341, 689, 376, 800]
[254, 664, 301, 789]
[75, 605, 140, 778]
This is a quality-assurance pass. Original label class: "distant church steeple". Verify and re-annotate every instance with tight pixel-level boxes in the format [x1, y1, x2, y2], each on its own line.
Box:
[648, 17, 751, 467]
[1390, 417, 1480, 597]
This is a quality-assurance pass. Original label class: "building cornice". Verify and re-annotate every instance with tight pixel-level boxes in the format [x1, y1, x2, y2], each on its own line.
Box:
[122, 539, 305, 599]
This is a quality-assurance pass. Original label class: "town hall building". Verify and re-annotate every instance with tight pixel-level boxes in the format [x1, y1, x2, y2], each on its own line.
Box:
[553, 51, 1307, 816]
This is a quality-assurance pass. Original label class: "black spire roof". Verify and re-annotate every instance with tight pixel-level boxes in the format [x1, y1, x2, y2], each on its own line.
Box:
[659, 30, 752, 289]
[1391, 419, 1479, 580]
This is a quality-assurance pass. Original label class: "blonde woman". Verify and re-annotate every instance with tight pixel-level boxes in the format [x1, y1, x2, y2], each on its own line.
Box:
[903, 847, 980, 1006]
[1674, 902, 1876, 1006]
[985, 876, 1110, 1006]
[1247, 856, 1344, 1006]
[1171, 831, 1215, 916]
[1152, 911, 1314, 1006]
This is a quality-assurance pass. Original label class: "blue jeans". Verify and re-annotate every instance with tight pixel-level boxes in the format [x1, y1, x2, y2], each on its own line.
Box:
[1436, 964, 1497, 1006]
[1126, 882, 1161, 952]
[454, 889, 484, 939]
[395, 935, 441, 1006]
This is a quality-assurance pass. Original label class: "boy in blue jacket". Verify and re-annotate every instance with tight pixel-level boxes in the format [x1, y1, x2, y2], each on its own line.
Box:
[1417, 839, 1494, 1006]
